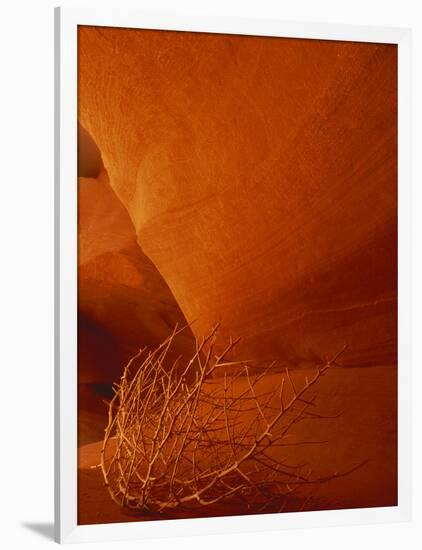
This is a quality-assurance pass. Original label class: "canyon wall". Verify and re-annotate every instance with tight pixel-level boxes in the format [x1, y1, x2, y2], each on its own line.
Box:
[78, 27, 397, 367]
[78, 170, 195, 443]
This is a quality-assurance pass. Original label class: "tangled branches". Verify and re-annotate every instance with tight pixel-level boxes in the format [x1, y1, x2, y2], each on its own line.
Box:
[101, 324, 349, 516]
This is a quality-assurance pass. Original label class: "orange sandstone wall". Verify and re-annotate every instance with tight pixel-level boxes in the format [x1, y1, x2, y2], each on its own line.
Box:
[78, 27, 397, 366]
[77, 170, 196, 443]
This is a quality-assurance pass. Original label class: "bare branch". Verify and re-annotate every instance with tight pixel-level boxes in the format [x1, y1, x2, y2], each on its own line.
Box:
[100, 327, 352, 515]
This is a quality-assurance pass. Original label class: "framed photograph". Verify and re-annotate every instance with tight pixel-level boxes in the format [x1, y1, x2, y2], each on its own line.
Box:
[55, 6, 412, 544]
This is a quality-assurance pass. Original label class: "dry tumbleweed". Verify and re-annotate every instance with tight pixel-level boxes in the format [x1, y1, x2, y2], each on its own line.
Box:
[101, 324, 352, 516]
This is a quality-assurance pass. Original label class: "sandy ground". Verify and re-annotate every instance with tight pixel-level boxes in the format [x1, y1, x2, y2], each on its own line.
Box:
[77, 364, 396, 525]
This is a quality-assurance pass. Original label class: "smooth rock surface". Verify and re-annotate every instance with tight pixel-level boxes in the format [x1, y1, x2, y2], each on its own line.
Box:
[78, 28, 397, 366]
[78, 170, 195, 443]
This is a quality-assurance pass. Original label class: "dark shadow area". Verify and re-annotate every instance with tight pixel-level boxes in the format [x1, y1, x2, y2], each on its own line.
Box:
[22, 522, 54, 541]
[78, 121, 103, 177]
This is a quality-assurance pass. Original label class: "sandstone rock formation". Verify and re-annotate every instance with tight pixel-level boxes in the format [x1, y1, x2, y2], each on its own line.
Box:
[78, 170, 195, 443]
[78, 27, 397, 367]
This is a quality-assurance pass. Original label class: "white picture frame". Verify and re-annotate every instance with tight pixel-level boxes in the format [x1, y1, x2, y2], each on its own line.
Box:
[54, 6, 412, 544]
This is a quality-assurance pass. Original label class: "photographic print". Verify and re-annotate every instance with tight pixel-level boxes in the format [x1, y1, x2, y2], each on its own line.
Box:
[75, 25, 398, 526]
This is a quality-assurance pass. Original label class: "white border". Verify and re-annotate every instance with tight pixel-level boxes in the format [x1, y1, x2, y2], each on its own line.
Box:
[55, 7, 412, 544]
